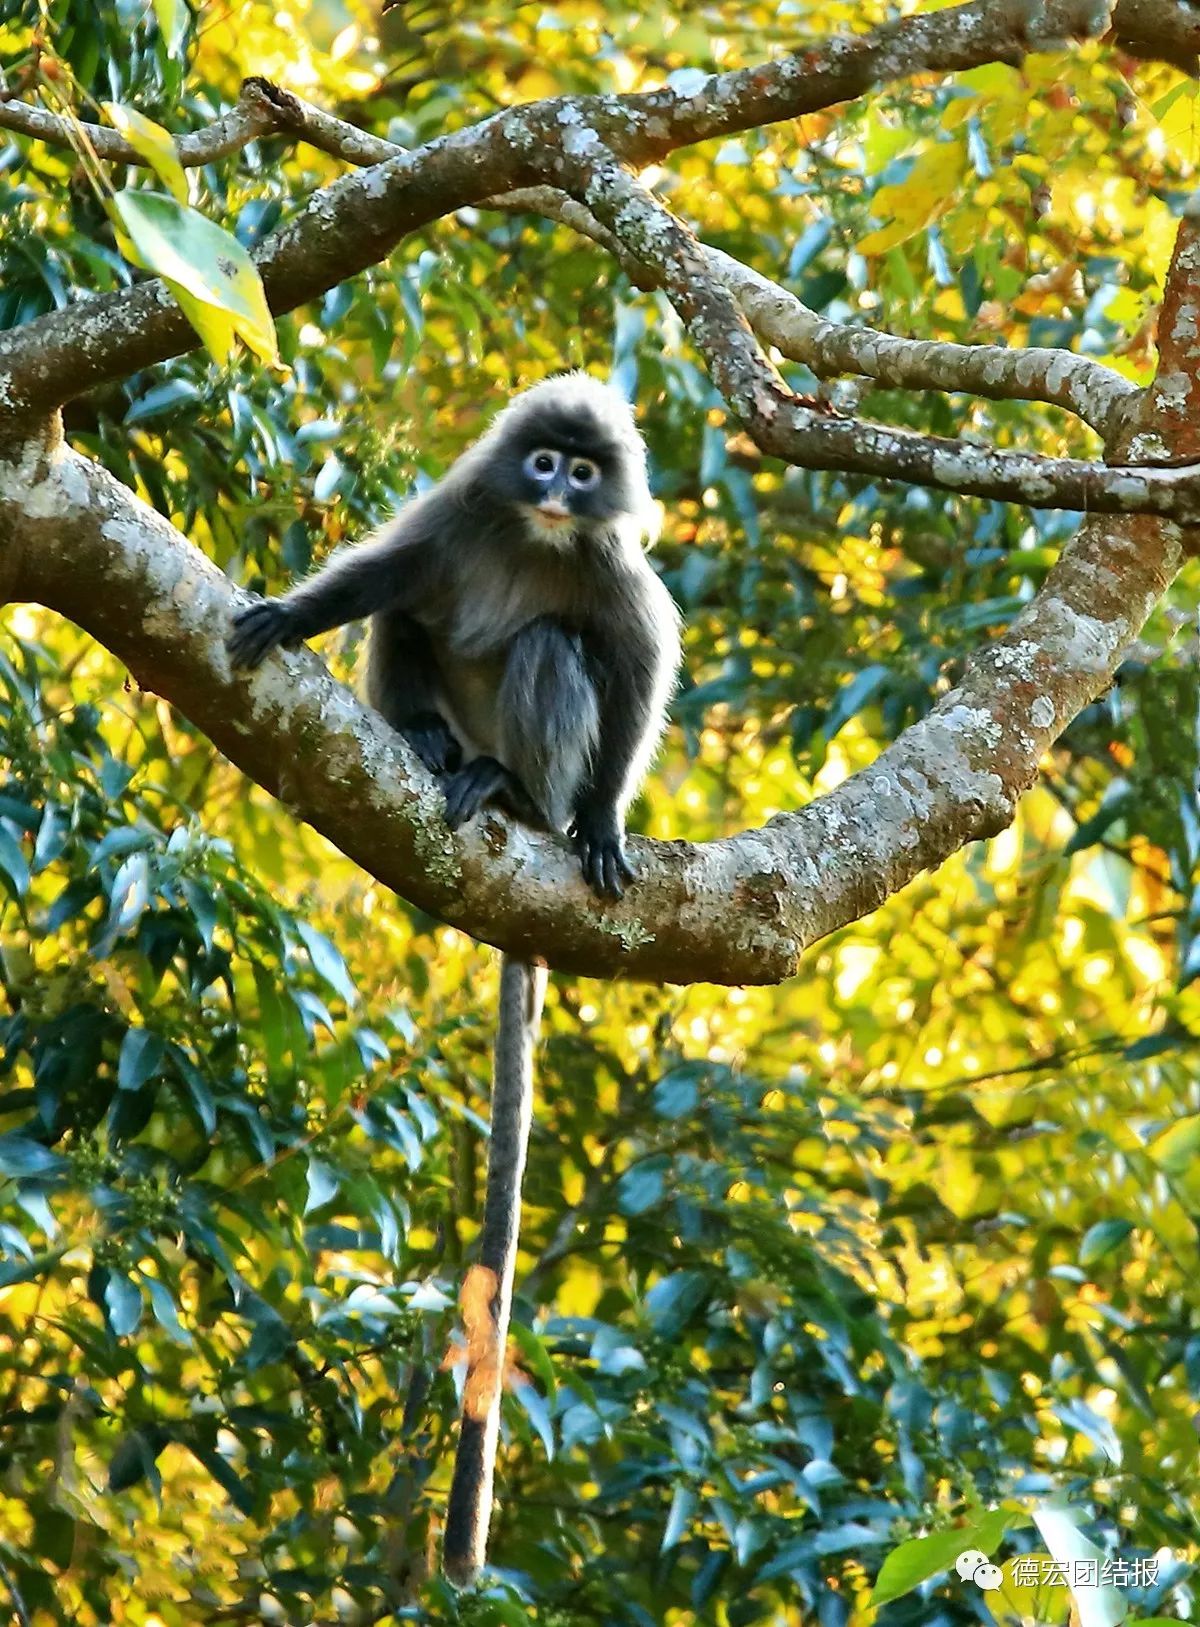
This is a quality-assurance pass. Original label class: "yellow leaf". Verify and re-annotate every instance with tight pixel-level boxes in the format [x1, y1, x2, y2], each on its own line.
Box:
[935, 1147, 982, 1219]
[1149, 1114, 1200, 1175]
[103, 102, 188, 205]
[108, 190, 278, 367]
[862, 107, 914, 174]
[152, 0, 181, 46]
[858, 138, 965, 254]
[1154, 82, 1200, 168]
[1144, 198, 1180, 292]
[171, 285, 239, 367]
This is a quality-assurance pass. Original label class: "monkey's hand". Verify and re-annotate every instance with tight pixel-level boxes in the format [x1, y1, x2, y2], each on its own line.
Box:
[571, 804, 635, 900]
[227, 599, 301, 670]
[401, 712, 463, 779]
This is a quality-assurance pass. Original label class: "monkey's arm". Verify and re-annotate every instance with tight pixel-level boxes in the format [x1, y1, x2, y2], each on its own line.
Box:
[575, 577, 679, 899]
[226, 512, 439, 670]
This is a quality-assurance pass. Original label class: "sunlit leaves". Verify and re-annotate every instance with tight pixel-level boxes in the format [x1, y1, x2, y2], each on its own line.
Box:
[857, 138, 967, 254]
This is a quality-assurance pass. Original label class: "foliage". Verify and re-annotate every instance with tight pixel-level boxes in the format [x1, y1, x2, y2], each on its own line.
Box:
[1, 0, 1200, 1623]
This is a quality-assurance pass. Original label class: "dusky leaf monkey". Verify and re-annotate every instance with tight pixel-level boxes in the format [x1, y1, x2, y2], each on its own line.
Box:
[227, 372, 681, 1585]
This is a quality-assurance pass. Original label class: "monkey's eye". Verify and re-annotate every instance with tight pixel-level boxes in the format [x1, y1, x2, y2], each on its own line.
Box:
[567, 459, 600, 490]
[525, 449, 560, 480]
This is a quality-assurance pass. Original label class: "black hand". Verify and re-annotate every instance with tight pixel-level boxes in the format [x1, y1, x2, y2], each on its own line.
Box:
[227, 599, 299, 669]
[443, 758, 511, 828]
[571, 802, 635, 900]
[402, 712, 462, 778]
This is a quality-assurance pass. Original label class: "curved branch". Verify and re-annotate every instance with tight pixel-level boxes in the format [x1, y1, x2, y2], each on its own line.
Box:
[705, 250, 1141, 440]
[569, 157, 1200, 516]
[15, 70, 1132, 442]
[486, 189, 1138, 437]
[0, 422, 1180, 987]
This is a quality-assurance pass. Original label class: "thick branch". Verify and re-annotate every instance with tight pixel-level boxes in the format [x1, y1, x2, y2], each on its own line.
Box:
[0, 422, 1179, 987]
[14, 72, 1135, 441]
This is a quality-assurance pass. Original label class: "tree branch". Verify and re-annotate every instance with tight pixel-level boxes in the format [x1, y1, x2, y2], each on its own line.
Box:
[704, 248, 1141, 440]
[569, 156, 1200, 517]
[487, 188, 1139, 437]
[0, 415, 1179, 987]
[0, 0, 1131, 420]
[9, 67, 1137, 441]
[0, 76, 402, 169]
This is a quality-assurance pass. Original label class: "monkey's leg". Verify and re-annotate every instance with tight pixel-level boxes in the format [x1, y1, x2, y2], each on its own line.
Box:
[443, 955, 546, 1588]
[367, 610, 462, 777]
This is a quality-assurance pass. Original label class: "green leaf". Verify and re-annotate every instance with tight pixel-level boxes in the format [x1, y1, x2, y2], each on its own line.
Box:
[142, 1275, 192, 1346]
[118, 1027, 166, 1092]
[616, 1156, 668, 1215]
[0, 1135, 66, 1178]
[662, 1484, 697, 1551]
[32, 804, 68, 873]
[187, 1442, 255, 1515]
[243, 1298, 292, 1371]
[508, 1320, 556, 1401]
[295, 921, 359, 1007]
[871, 1529, 970, 1607]
[304, 1157, 339, 1215]
[108, 190, 278, 367]
[870, 1507, 1026, 1607]
[0, 824, 30, 898]
[644, 1269, 708, 1336]
[1079, 1219, 1134, 1267]
[109, 1428, 166, 1495]
[90, 1265, 142, 1338]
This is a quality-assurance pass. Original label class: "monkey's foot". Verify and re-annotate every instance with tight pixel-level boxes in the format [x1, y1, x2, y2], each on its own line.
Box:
[227, 599, 298, 669]
[571, 805, 635, 900]
[402, 712, 462, 777]
[443, 758, 540, 828]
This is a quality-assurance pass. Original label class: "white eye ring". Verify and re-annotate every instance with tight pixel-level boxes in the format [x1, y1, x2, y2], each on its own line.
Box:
[567, 459, 600, 490]
[525, 448, 560, 479]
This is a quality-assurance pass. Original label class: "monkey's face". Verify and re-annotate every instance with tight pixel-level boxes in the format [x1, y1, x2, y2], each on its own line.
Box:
[485, 400, 646, 548]
[515, 444, 608, 541]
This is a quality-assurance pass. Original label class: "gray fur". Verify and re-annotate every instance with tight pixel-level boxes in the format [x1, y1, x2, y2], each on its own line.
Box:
[232, 371, 680, 871]
[498, 618, 599, 832]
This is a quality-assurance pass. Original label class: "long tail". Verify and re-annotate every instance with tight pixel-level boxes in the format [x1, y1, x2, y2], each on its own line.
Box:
[443, 953, 547, 1588]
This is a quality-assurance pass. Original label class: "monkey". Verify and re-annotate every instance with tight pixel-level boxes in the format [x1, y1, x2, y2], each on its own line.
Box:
[225, 372, 681, 1587]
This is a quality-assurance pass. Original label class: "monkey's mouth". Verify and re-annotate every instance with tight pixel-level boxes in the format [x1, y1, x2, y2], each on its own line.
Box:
[524, 502, 573, 536]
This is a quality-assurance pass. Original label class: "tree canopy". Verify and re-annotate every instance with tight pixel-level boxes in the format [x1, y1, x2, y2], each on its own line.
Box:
[2, 1, 1200, 1624]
